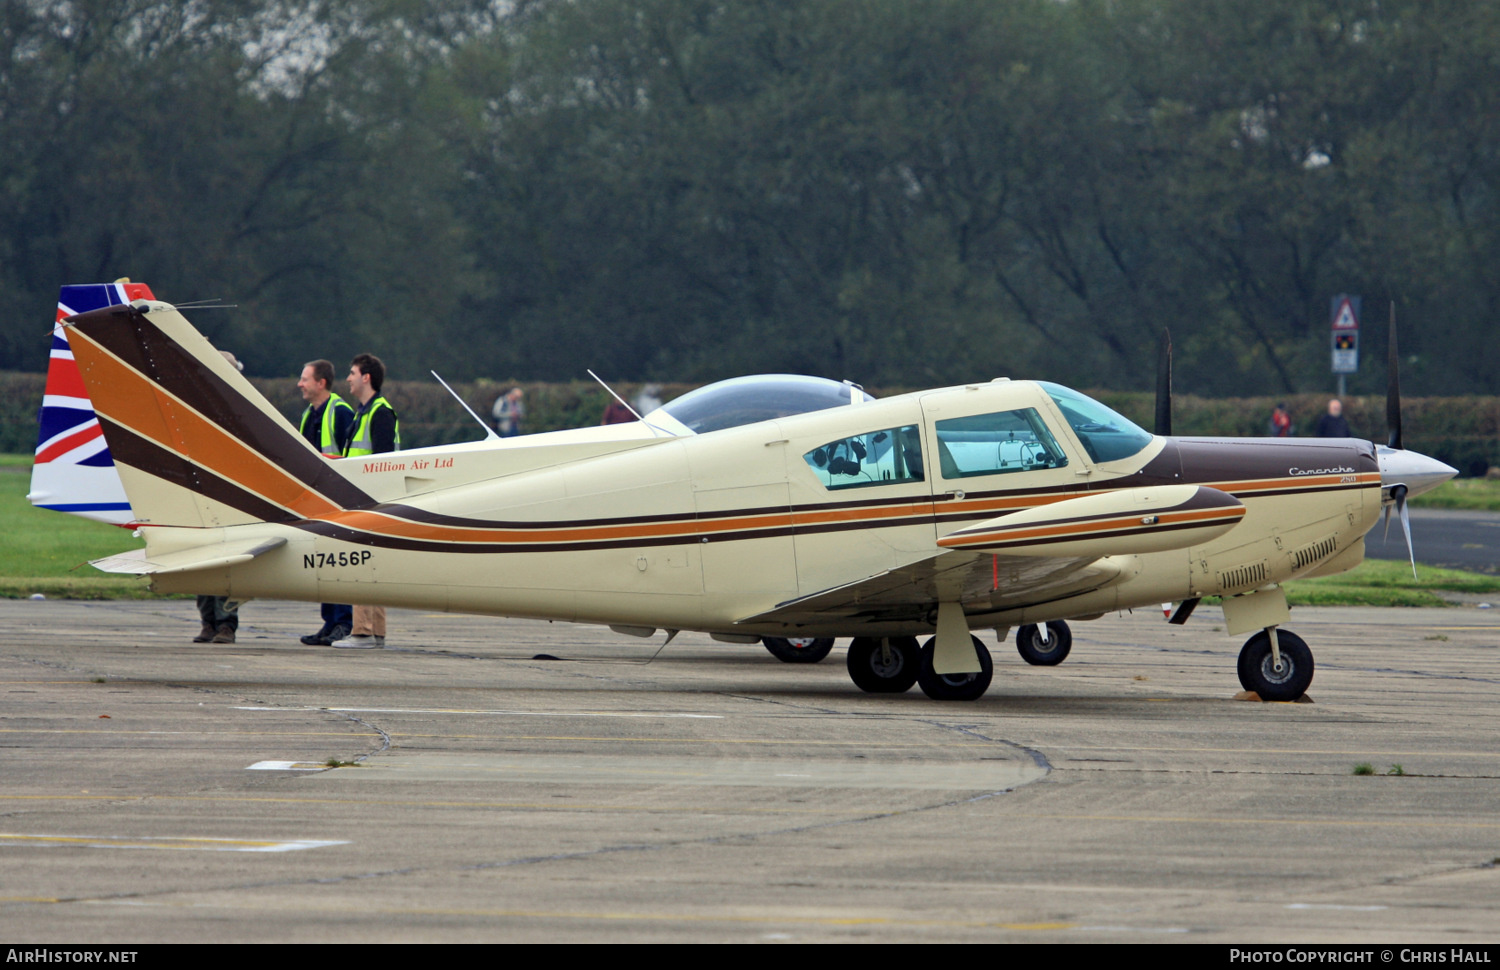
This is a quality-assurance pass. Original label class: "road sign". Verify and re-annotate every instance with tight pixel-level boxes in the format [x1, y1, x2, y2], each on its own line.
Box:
[1331, 294, 1360, 374]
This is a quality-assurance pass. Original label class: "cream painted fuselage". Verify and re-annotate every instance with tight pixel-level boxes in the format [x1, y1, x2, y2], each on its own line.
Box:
[147, 379, 1385, 640]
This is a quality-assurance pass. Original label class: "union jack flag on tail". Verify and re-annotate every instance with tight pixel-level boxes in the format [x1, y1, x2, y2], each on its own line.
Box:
[27, 281, 155, 525]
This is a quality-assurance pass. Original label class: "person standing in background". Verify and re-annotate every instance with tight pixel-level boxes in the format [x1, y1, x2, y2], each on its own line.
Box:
[1269, 402, 1292, 437]
[1316, 399, 1352, 438]
[331, 354, 399, 649]
[295, 359, 356, 647]
[493, 387, 524, 437]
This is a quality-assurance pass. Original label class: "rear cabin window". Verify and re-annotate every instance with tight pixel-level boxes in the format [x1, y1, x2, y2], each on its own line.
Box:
[804, 425, 924, 490]
[934, 408, 1068, 479]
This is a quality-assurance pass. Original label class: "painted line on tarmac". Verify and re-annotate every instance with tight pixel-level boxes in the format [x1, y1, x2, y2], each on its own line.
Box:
[235, 706, 722, 719]
[0, 833, 348, 852]
[1051, 812, 1500, 830]
[1055, 743, 1500, 759]
[82, 898, 1081, 931]
[247, 761, 327, 771]
[0, 793, 853, 815]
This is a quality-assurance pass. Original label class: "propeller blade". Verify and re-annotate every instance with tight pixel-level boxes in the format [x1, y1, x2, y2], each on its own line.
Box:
[1391, 484, 1417, 579]
[1386, 302, 1403, 450]
[1382, 503, 1393, 542]
[1155, 328, 1172, 436]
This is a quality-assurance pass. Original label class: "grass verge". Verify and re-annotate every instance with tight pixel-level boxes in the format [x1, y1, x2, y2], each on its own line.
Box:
[1282, 558, 1500, 607]
[1410, 477, 1500, 512]
[0, 461, 154, 599]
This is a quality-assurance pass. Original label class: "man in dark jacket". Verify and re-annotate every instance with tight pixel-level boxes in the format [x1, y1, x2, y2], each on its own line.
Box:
[1315, 399, 1352, 438]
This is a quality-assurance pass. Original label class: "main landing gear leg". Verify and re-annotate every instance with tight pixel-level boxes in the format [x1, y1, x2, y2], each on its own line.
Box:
[917, 602, 993, 701]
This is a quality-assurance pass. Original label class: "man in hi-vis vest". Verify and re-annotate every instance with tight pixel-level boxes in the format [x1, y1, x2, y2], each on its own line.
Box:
[332, 353, 400, 648]
[296, 359, 356, 647]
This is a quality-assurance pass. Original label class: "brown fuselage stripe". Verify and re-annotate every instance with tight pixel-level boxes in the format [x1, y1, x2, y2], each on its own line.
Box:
[66, 304, 1383, 553]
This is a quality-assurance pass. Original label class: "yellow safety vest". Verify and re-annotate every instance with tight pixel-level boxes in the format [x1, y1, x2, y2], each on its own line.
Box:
[344, 396, 400, 457]
[298, 393, 353, 454]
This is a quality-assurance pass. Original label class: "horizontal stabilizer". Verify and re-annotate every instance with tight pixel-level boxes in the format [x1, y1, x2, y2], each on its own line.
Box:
[937, 485, 1243, 557]
[92, 537, 286, 576]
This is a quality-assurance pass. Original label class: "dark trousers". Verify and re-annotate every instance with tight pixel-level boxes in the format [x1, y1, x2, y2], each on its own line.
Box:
[321, 603, 352, 628]
[197, 596, 238, 629]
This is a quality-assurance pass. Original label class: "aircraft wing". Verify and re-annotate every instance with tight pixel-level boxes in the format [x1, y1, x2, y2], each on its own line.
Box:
[737, 485, 1242, 632]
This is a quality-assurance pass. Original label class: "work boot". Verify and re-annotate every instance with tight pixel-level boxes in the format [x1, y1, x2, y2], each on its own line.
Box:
[193, 622, 215, 643]
[211, 624, 236, 644]
[300, 624, 333, 646]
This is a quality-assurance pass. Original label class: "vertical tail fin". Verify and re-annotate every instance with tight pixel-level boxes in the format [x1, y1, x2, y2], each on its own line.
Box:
[65, 299, 374, 528]
[29, 282, 156, 525]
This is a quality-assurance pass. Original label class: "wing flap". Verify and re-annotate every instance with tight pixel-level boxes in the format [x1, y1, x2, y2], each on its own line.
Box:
[735, 549, 1125, 632]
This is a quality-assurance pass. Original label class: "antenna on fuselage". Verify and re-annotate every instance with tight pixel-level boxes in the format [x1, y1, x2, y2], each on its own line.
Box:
[587, 369, 644, 421]
[587, 369, 669, 438]
[430, 370, 501, 442]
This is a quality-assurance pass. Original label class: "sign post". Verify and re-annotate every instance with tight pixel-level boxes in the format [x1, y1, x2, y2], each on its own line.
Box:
[1330, 294, 1360, 398]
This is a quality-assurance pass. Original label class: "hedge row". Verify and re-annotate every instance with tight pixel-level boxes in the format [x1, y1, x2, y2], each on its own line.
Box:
[8, 371, 1498, 476]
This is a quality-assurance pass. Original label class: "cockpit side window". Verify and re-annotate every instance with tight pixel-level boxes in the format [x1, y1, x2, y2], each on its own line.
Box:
[934, 408, 1068, 479]
[803, 425, 924, 490]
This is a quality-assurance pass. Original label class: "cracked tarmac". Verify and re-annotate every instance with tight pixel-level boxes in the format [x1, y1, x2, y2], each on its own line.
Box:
[1, 598, 1498, 942]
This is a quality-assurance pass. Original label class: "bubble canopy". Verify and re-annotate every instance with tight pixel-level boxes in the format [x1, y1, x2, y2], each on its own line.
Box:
[646, 375, 874, 435]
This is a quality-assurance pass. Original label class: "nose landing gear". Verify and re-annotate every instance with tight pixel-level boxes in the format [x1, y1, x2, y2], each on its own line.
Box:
[1237, 629, 1313, 702]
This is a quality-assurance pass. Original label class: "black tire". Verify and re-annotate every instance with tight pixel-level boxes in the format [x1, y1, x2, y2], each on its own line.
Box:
[1015, 621, 1072, 666]
[916, 635, 994, 701]
[846, 636, 920, 693]
[762, 636, 835, 664]
[1237, 630, 1313, 702]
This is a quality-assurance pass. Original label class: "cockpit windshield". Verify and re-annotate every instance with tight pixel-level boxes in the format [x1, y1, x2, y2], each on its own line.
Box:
[646, 375, 873, 435]
[1039, 382, 1154, 463]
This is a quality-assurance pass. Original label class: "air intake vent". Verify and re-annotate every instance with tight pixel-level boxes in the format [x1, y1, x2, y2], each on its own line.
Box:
[1292, 535, 1339, 571]
[1218, 561, 1268, 593]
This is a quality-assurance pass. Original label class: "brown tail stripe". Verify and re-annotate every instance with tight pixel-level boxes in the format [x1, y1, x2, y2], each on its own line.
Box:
[100, 418, 299, 524]
[67, 306, 373, 510]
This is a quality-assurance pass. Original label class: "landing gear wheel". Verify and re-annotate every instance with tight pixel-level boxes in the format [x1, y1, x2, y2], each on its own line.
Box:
[917, 635, 994, 701]
[1016, 621, 1072, 666]
[846, 636, 920, 693]
[762, 636, 835, 664]
[1237, 630, 1313, 702]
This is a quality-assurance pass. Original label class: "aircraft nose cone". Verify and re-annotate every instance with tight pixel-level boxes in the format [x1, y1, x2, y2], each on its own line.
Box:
[1378, 445, 1458, 499]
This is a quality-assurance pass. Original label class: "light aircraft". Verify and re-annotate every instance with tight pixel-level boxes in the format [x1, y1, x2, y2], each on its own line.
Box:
[50, 290, 1455, 701]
